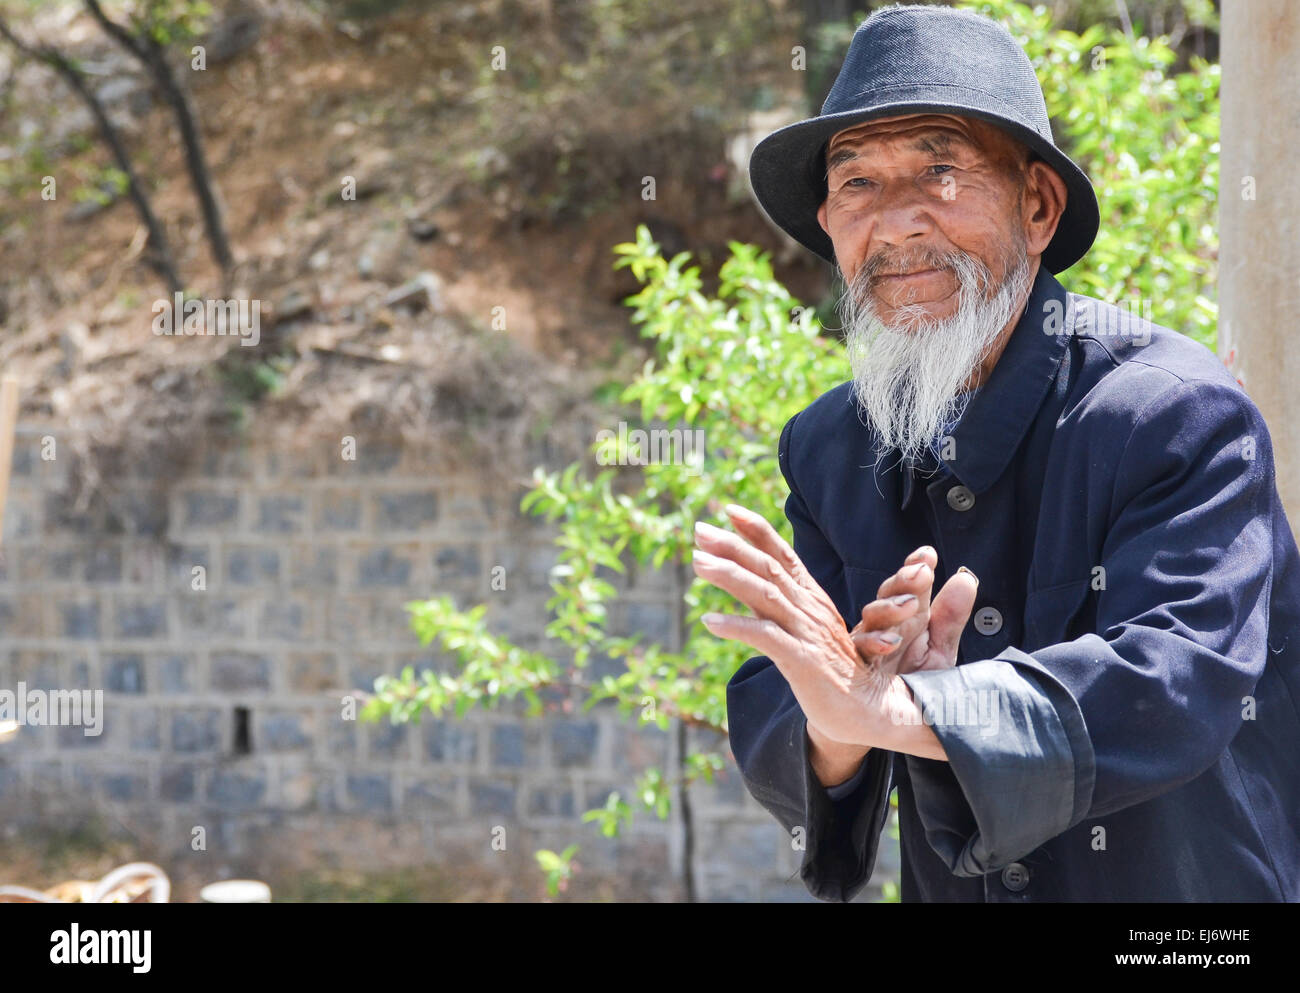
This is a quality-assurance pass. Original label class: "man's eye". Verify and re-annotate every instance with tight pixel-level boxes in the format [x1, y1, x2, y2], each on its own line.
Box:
[845, 177, 874, 188]
[928, 164, 954, 176]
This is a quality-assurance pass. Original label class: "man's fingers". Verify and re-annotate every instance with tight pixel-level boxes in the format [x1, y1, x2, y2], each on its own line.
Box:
[691, 547, 804, 630]
[903, 545, 939, 570]
[928, 567, 980, 660]
[723, 504, 820, 593]
[699, 610, 800, 665]
[694, 520, 820, 618]
[852, 627, 904, 656]
[857, 592, 920, 632]
[876, 559, 936, 615]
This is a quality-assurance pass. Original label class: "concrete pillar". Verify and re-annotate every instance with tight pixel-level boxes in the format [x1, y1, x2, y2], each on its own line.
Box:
[1219, 0, 1300, 532]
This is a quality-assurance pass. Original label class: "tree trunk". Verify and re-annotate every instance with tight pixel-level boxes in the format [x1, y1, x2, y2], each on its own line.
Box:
[674, 559, 697, 903]
[1219, 0, 1300, 535]
[83, 0, 235, 277]
[141, 35, 235, 275]
[675, 718, 697, 903]
[802, 0, 857, 111]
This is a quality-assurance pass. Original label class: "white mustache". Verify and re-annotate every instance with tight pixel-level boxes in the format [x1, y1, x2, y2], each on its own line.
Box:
[840, 248, 1032, 469]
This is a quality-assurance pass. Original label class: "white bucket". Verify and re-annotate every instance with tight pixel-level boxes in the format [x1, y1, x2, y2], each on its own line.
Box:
[199, 880, 272, 903]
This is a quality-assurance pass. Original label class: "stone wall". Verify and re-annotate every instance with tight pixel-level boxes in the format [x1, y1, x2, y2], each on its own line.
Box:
[0, 422, 897, 901]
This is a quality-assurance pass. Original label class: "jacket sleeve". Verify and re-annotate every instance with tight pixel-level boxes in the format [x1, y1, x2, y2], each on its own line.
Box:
[726, 412, 895, 902]
[898, 378, 1276, 876]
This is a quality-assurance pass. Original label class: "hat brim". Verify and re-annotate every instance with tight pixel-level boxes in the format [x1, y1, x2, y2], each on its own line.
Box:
[748, 101, 1099, 275]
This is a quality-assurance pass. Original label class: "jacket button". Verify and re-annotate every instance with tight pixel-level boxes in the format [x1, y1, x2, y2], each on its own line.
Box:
[1001, 862, 1030, 892]
[946, 485, 975, 512]
[974, 606, 1003, 635]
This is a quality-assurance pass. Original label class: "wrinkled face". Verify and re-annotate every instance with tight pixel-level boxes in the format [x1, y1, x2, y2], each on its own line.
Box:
[815, 113, 1067, 466]
[817, 113, 1040, 325]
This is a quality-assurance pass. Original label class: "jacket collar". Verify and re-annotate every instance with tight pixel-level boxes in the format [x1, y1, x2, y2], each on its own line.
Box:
[889, 265, 1071, 510]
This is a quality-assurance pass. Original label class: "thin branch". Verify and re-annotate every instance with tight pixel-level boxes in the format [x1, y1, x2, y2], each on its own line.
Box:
[1114, 0, 1136, 42]
[82, 0, 150, 62]
[0, 15, 182, 292]
[82, 0, 235, 275]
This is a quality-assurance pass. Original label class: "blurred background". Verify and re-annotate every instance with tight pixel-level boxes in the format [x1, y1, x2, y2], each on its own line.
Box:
[0, 0, 1247, 902]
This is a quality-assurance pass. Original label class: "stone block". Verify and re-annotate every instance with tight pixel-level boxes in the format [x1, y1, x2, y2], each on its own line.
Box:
[373, 490, 438, 530]
[116, 491, 170, 538]
[421, 719, 478, 765]
[551, 720, 598, 768]
[0, 596, 47, 638]
[104, 653, 145, 694]
[469, 779, 516, 818]
[366, 719, 409, 757]
[175, 596, 247, 638]
[289, 546, 337, 588]
[313, 491, 361, 532]
[103, 769, 149, 802]
[85, 544, 124, 582]
[128, 708, 161, 750]
[114, 599, 168, 638]
[526, 784, 575, 818]
[59, 599, 100, 639]
[255, 495, 306, 534]
[288, 652, 339, 693]
[356, 547, 413, 588]
[257, 600, 307, 641]
[160, 764, 196, 802]
[158, 653, 196, 694]
[258, 711, 313, 752]
[210, 652, 271, 692]
[433, 543, 482, 583]
[224, 545, 281, 585]
[346, 772, 392, 813]
[209, 767, 267, 808]
[171, 709, 222, 753]
[181, 490, 241, 528]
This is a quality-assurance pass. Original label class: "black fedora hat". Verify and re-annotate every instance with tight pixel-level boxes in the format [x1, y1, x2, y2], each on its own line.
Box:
[749, 3, 1099, 274]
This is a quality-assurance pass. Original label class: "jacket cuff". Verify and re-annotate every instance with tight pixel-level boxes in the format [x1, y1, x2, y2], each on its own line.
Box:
[898, 649, 1095, 877]
[799, 719, 895, 901]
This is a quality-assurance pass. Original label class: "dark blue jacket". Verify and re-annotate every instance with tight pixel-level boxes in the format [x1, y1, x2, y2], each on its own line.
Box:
[726, 266, 1300, 901]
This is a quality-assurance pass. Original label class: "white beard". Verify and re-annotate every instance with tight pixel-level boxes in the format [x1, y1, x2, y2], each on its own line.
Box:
[840, 247, 1033, 469]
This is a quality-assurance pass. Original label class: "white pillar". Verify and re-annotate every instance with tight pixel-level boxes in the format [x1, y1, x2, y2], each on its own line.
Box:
[1219, 0, 1300, 534]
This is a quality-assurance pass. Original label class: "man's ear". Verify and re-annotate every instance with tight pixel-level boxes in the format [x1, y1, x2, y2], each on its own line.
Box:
[816, 199, 830, 236]
[1022, 159, 1067, 258]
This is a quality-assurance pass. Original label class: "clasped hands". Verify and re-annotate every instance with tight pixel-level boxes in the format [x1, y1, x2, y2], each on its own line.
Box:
[694, 504, 978, 763]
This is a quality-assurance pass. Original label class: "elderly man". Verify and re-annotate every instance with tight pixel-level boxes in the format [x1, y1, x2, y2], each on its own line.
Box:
[693, 4, 1300, 902]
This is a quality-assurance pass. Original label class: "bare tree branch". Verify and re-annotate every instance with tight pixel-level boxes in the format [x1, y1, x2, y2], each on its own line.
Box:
[83, 0, 235, 278]
[0, 14, 182, 292]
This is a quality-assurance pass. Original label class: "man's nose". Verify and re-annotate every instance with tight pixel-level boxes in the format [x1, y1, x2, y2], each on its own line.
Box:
[869, 180, 937, 250]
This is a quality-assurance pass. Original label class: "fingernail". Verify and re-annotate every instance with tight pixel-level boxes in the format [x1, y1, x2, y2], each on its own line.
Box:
[957, 565, 978, 582]
[724, 503, 747, 518]
[700, 612, 725, 626]
[879, 631, 902, 645]
[888, 593, 917, 606]
[693, 549, 720, 567]
[902, 563, 926, 580]
[694, 520, 724, 539]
